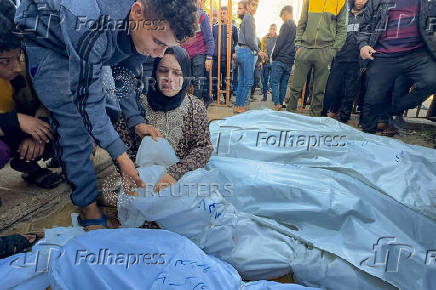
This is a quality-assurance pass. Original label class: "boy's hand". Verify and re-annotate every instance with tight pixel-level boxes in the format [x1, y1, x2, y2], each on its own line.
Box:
[19, 138, 45, 162]
[205, 59, 213, 72]
[154, 173, 177, 192]
[17, 113, 53, 143]
[117, 152, 145, 196]
[135, 123, 162, 141]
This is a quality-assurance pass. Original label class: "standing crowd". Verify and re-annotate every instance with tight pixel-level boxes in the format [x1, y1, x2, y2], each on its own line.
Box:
[0, 0, 435, 257]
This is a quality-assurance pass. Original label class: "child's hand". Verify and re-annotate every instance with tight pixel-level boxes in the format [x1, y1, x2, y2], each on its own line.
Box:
[19, 138, 45, 162]
[17, 113, 53, 143]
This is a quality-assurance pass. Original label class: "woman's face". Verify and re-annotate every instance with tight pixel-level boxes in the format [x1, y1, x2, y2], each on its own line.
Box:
[156, 53, 184, 97]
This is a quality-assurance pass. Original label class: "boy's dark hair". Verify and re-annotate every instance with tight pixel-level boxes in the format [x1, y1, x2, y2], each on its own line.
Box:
[221, 6, 228, 11]
[280, 5, 293, 17]
[141, 0, 198, 41]
[0, 0, 22, 53]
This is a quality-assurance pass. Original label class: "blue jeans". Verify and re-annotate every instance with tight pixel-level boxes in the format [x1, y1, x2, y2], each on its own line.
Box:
[262, 63, 272, 96]
[236, 48, 255, 107]
[271, 61, 292, 106]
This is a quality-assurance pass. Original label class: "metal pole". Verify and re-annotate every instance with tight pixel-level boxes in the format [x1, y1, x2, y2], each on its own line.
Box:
[209, 0, 213, 100]
[217, 0, 222, 104]
[225, 0, 232, 106]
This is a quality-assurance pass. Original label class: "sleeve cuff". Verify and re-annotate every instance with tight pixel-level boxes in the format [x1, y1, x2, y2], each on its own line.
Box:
[0, 111, 20, 136]
[206, 55, 213, 60]
[167, 166, 183, 181]
[127, 115, 146, 129]
[105, 137, 128, 160]
[359, 42, 369, 50]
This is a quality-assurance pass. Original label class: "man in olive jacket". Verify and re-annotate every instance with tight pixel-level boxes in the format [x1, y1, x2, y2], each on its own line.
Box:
[286, 0, 347, 116]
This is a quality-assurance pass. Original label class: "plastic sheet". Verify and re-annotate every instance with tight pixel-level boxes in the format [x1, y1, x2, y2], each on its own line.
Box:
[119, 138, 392, 289]
[209, 110, 436, 220]
[1, 216, 310, 290]
[120, 111, 436, 290]
[49, 229, 320, 290]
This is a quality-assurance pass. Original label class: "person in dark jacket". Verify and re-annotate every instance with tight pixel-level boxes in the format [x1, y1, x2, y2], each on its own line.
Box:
[0, 1, 62, 188]
[212, 6, 238, 101]
[15, 0, 198, 231]
[358, 0, 436, 134]
[271, 6, 296, 110]
[323, 0, 367, 122]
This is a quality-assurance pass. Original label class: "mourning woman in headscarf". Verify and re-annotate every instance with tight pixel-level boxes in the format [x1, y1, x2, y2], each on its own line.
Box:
[103, 46, 213, 207]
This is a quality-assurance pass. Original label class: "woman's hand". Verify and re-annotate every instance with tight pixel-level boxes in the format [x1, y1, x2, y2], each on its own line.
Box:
[154, 173, 177, 192]
[19, 138, 45, 162]
[17, 113, 53, 143]
[117, 152, 145, 196]
[135, 123, 162, 141]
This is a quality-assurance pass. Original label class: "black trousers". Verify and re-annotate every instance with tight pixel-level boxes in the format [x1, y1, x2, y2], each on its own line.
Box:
[212, 59, 231, 99]
[323, 61, 360, 120]
[362, 48, 436, 133]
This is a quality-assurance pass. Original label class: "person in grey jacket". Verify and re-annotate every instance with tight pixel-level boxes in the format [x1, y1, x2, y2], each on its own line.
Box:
[15, 0, 198, 230]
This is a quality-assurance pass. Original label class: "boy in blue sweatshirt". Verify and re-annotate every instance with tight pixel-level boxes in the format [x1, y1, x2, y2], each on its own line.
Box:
[270, 5, 296, 110]
[15, 0, 198, 230]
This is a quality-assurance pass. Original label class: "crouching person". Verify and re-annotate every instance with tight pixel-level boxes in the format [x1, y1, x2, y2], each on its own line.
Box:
[358, 0, 436, 134]
[15, 0, 198, 230]
[102, 46, 213, 208]
[0, 3, 62, 188]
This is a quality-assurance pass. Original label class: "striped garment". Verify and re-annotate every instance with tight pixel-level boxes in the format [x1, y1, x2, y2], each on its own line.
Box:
[375, 0, 424, 55]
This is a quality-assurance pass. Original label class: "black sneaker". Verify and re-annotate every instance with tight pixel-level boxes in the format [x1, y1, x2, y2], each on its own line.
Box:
[391, 115, 407, 129]
[282, 104, 287, 109]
